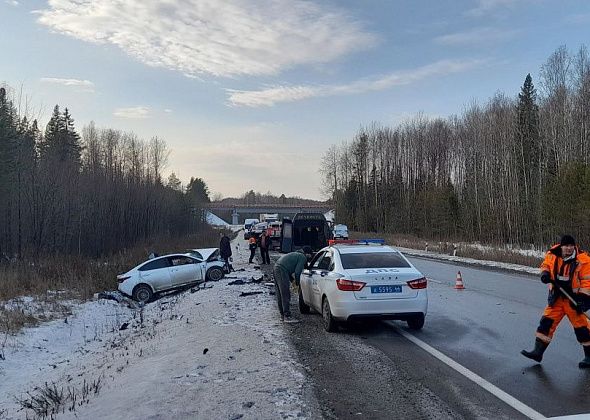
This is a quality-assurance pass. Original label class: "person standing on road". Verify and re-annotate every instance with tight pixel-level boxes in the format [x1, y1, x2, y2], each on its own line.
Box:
[248, 236, 257, 264]
[219, 232, 232, 272]
[521, 235, 590, 368]
[273, 246, 312, 322]
[258, 231, 272, 265]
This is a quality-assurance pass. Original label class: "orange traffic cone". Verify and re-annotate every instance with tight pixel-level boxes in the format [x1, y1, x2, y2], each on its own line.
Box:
[454, 271, 465, 290]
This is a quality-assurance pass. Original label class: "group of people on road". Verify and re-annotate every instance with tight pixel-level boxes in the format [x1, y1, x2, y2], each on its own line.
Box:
[248, 231, 272, 264]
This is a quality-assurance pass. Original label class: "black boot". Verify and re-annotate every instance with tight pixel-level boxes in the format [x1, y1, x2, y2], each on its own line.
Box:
[579, 346, 590, 369]
[521, 338, 548, 363]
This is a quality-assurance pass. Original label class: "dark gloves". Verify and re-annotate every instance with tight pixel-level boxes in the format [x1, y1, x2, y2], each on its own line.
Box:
[541, 271, 552, 284]
[574, 296, 590, 314]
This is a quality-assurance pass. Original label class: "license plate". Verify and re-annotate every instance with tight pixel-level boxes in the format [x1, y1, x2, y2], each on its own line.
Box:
[370, 285, 402, 294]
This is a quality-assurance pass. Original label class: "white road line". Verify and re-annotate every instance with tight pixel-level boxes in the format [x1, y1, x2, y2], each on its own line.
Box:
[390, 324, 546, 420]
[426, 277, 444, 284]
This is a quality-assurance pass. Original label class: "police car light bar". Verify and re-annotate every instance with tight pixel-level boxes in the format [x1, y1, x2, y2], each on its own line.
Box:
[328, 239, 385, 246]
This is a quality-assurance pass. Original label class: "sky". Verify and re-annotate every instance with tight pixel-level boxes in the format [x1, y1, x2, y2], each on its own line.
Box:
[1, 0, 589, 200]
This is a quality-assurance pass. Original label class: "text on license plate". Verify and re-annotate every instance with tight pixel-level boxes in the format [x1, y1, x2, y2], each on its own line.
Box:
[370, 285, 402, 294]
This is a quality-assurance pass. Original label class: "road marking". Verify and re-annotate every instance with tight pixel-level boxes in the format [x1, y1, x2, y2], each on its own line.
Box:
[426, 277, 444, 284]
[390, 324, 546, 420]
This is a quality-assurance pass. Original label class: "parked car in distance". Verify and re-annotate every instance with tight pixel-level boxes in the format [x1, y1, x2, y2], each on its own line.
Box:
[243, 218, 260, 239]
[298, 239, 427, 332]
[118, 248, 225, 302]
[333, 224, 349, 240]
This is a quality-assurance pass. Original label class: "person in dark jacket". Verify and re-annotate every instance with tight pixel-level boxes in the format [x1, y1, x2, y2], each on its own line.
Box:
[258, 231, 272, 264]
[219, 232, 232, 272]
[273, 246, 313, 322]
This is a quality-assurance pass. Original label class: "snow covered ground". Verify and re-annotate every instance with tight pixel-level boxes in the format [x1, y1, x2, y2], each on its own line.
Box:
[0, 235, 317, 419]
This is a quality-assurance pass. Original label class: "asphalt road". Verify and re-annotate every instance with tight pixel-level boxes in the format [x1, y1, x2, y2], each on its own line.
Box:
[261, 250, 590, 419]
[408, 256, 590, 418]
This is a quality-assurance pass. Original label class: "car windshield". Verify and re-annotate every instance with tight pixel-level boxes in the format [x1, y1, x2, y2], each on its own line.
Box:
[340, 252, 410, 269]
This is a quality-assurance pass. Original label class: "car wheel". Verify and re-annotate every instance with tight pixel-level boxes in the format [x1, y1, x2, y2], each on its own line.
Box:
[206, 266, 224, 282]
[407, 314, 425, 330]
[322, 297, 338, 332]
[299, 288, 310, 314]
[132, 284, 153, 303]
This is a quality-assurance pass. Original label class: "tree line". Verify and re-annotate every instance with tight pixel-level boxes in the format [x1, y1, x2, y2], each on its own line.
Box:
[0, 86, 210, 259]
[321, 45, 590, 247]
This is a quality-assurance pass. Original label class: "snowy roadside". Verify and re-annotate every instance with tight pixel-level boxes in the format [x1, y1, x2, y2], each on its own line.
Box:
[397, 246, 541, 276]
[0, 235, 318, 419]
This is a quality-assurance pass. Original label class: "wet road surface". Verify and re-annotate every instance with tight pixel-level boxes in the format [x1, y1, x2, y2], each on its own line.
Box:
[261, 251, 515, 419]
[408, 256, 590, 418]
[261, 248, 590, 419]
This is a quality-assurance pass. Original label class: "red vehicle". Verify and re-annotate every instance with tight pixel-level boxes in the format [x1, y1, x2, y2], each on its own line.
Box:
[267, 221, 282, 249]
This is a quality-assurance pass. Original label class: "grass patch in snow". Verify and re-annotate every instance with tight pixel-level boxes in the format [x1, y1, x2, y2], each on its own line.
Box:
[15, 376, 103, 418]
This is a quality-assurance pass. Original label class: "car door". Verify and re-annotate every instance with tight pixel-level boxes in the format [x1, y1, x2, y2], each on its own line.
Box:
[315, 251, 337, 308]
[168, 255, 200, 286]
[308, 251, 330, 310]
[302, 251, 325, 311]
[138, 257, 172, 292]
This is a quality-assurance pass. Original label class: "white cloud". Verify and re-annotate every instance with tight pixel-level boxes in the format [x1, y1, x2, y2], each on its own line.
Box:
[434, 27, 518, 46]
[227, 59, 486, 107]
[5, 0, 19, 5]
[36, 0, 376, 78]
[113, 106, 150, 119]
[164, 109, 173, 114]
[465, 0, 520, 17]
[40, 77, 95, 92]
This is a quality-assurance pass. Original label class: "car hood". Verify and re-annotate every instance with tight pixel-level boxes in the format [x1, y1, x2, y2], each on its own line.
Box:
[191, 248, 219, 261]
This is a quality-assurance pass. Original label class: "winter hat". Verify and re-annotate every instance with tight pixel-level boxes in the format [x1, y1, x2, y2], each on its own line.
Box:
[560, 235, 576, 246]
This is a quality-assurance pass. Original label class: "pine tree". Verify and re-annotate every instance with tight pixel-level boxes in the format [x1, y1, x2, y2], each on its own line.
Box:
[40, 105, 82, 169]
[167, 172, 182, 191]
[515, 74, 541, 241]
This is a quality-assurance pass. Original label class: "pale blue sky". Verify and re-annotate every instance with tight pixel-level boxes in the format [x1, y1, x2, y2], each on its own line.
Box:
[1, 0, 589, 199]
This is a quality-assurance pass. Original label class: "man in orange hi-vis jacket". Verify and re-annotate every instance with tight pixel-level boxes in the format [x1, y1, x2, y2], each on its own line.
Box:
[522, 235, 590, 369]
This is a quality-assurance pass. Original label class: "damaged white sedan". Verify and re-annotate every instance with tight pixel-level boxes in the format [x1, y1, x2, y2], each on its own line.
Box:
[118, 248, 225, 302]
[299, 240, 427, 332]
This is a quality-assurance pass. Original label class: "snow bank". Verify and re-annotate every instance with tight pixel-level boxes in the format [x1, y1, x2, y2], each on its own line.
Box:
[205, 210, 230, 227]
[397, 246, 540, 275]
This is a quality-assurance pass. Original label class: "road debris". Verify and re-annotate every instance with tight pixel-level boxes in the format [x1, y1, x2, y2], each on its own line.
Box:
[239, 291, 264, 297]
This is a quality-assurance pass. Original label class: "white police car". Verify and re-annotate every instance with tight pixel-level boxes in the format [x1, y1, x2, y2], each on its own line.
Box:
[298, 239, 427, 332]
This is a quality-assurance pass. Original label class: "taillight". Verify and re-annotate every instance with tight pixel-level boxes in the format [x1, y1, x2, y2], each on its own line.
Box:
[407, 277, 427, 289]
[117, 275, 130, 284]
[336, 279, 366, 291]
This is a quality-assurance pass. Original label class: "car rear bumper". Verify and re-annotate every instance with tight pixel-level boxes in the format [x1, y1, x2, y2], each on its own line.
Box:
[329, 293, 427, 321]
[118, 281, 134, 297]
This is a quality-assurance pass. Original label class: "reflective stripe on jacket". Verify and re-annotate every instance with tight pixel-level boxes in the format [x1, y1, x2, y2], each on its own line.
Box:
[540, 244, 590, 296]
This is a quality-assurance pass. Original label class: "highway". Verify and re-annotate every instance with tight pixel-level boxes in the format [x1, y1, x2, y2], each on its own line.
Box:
[265, 253, 590, 419]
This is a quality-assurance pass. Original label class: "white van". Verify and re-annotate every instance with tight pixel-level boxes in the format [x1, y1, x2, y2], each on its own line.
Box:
[243, 218, 260, 239]
[244, 218, 259, 230]
[333, 224, 349, 240]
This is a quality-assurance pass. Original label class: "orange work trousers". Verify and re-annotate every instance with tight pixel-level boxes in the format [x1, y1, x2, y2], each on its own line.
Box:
[536, 296, 590, 345]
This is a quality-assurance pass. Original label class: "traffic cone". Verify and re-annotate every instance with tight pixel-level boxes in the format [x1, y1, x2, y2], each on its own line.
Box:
[454, 271, 465, 290]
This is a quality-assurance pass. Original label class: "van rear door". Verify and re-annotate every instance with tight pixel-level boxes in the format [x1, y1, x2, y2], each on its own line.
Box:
[280, 219, 293, 253]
